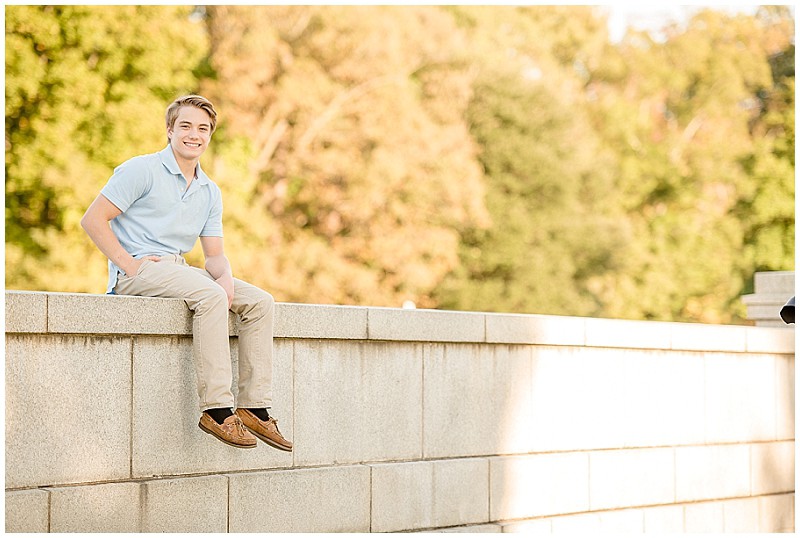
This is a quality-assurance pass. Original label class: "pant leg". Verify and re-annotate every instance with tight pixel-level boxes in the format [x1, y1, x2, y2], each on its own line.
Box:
[181, 266, 275, 409]
[229, 279, 274, 409]
[114, 256, 235, 411]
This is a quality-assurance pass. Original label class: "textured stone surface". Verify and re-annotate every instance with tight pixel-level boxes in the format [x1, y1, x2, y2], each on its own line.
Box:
[584, 317, 671, 349]
[485, 312, 585, 345]
[643, 505, 685, 533]
[275, 302, 367, 339]
[430, 458, 489, 528]
[704, 353, 776, 443]
[423, 344, 534, 458]
[684, 501, 724, 533]
[140, 475, 228, 532]
[370, 459, 488, 532]
[776, 354, 795, 440]
[5, 291, 47, 333]
[131, 336, 293, 478]
[228, 466, 370, 532]
[670, 321, 746, 352]
[751, 441, 795, 495]
[490, 453, 589, 520]
[722, 498, 759, 532]
[371, 461, 434, 532]
[5, 489, 49, 532]
[293, 340, 422, 465]
[49, 482, 141, 532]
[368, 307, 485, 342]
[759, 493, 794, 532]
[675, 444, 751, 502]
[589, 448, 675, 510]
[47, 292, 193, 335]
[5, 334, 132, 488]
[745, 326, 795, 353]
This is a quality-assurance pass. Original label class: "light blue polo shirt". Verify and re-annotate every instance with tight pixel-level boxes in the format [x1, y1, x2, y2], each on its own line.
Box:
[100, 145, 223, 293]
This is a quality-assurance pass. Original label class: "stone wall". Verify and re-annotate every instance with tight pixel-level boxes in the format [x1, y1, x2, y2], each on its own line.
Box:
[5, 291, 795, 532]
[742, 271, 795, 327]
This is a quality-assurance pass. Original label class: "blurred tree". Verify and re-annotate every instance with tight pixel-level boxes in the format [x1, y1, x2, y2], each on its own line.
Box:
[199, 6, 488, 307]
[6, 5, 205, 291]
[434, 6, 629, 316]
[578, 7, 794, 322]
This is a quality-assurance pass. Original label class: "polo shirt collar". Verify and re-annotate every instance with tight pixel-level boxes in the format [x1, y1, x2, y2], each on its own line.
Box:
[159, 145, 210, 185]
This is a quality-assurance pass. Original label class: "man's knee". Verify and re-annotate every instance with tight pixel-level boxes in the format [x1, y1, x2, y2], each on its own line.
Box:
[195, 282, 229, 310]
[254, 289, 275, 316]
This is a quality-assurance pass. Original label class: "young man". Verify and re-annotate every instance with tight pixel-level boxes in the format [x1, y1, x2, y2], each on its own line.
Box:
[81, 95, 292, 451]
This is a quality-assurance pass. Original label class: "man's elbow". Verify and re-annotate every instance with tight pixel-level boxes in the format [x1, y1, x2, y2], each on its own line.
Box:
[79, 212, 92, 233]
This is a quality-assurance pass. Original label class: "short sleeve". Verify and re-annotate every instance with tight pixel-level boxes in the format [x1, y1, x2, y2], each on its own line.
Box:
[200, 186, 224, 237]
[100, 156, 151, 212]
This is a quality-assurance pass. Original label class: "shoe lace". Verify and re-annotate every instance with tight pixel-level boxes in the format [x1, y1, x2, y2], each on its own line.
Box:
[232, 416, 248, 436]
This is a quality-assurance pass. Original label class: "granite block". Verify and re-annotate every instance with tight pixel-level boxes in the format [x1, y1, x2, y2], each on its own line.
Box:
[589, 447, 675, 510]
[490, 453, 589, 520]
[704, 353, 776, 443]
[5, 489, 49, 533]
[751, 441, 795, 495]
[722, 497, 759, 532]
[5, 291, 47, 333]
[424, 344, 533, 458]
[684, 501, 724, 533]
[675, 444, 751, 502]
[759, 493, 794, 532]
[141, 475, 228, 532]
[584, 317, 671, 349]
[754, 271, 795, 293]
[47, 292, 193, 335]
[642, 504, 684, 533]
[371, 461, 434, 532]
[228, 466, 370, 532]
[370, 459, 488, 532]
[293, 340, 422, 466]
[5, 334, 132, 488]
[49, 482, 141, 532]
[745, 326, 795, 353]
[776, 355, 795, 440]
[485, 312, 585, 345]
[670, 322, 746, 352]
[275, 302, 367, 339]
[368, 306, 485, 342]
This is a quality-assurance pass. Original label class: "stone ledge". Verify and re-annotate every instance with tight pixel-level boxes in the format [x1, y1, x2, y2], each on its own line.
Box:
[4, 291, 795, 353]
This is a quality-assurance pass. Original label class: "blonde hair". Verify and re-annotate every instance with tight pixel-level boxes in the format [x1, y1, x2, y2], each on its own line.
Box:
[165, 95, 217, 138]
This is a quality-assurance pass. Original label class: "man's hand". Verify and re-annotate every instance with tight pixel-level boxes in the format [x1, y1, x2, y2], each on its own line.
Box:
[215, 272, 235, 308]
[124, 255, 162, 277]
[200, 236, 234, 309]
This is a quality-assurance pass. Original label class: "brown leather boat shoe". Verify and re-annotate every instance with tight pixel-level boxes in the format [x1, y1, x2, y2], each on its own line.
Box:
[235, 409, 293, 452]
[199, 412, 257, 449]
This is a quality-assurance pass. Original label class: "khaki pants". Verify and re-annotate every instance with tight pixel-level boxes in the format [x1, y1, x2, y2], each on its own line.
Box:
[114, 254, 273, 412]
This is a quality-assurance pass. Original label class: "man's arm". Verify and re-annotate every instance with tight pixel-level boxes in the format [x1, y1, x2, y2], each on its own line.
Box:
[200, 235, 234, 308]
[80, 194, 157, 276]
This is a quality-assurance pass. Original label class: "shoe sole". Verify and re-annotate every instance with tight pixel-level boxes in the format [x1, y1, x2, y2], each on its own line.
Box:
[243, 425, 293, 452]
[198, 421, 256, 449]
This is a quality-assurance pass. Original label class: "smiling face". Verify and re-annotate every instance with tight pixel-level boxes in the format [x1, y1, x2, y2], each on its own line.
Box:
[167, 105, 212, 166]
